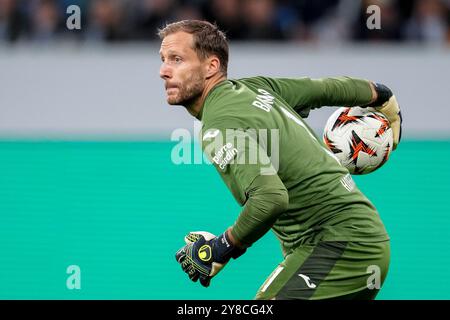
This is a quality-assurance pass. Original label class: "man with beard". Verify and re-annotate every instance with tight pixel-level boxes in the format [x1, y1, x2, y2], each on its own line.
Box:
[159, 20, 401, 300]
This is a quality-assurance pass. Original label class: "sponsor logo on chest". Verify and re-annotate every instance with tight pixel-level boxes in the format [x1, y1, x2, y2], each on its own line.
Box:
[212, 143, 239, 170]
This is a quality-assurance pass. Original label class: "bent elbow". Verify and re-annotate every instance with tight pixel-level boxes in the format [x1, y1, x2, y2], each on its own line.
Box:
[272, 188, 289, 214]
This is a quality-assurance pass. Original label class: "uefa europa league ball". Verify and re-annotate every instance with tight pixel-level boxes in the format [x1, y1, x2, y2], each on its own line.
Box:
[323, 107, 393, 175]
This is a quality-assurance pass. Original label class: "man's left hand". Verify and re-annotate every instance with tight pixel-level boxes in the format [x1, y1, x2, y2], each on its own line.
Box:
[175, 231, 246, 287]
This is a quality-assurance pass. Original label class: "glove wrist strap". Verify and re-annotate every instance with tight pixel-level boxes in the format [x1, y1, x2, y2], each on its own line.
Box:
[213, 232, 247, 263]
[363, 83, 393, 108]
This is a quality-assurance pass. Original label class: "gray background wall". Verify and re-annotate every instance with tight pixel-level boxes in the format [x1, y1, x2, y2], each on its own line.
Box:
[0, 43, 448, 139]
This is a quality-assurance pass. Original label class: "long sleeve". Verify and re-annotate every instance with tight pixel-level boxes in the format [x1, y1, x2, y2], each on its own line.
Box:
[231, 174, 289, 247]
[201, 122, 289, 248]
[256, 76, 374, 117]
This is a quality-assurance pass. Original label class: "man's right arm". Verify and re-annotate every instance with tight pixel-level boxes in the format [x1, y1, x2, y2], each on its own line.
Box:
[258, 76, 375, 117]
[257, 76, 402, 149]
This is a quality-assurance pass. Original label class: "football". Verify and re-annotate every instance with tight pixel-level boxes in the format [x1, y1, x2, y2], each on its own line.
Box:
[323, 107, 393, 175]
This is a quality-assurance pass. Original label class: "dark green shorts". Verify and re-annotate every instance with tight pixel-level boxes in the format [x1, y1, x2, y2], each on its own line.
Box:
[255, 240, 390, 300]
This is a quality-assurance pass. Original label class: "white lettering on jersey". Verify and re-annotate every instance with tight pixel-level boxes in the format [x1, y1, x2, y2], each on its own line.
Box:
[212, 143, 238, 170]
[252, 89, 275, 112]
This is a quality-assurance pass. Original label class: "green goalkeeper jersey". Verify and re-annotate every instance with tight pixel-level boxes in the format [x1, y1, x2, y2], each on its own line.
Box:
[198, 76, 389, 255]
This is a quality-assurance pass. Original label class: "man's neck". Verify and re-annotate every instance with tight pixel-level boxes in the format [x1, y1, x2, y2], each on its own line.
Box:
[186, 74, 226, 118]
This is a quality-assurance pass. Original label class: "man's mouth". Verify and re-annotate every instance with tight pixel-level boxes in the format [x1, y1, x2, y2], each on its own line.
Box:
[165, 84, 178, 90]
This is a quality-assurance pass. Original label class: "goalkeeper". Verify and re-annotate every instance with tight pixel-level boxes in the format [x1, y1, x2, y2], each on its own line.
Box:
[158, 20, 402, 300]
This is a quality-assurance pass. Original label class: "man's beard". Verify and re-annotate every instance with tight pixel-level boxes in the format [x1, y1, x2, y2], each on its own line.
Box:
[167, 71, 205, 107]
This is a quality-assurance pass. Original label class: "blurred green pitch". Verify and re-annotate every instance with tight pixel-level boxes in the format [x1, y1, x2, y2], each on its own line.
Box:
[0, 140, 449, 299]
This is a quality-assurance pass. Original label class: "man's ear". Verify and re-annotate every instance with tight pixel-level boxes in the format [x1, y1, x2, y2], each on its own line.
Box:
[205, 56, 221, 78]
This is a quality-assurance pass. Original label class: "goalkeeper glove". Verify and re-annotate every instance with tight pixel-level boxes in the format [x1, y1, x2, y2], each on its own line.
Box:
[175, 230, 246, 287]
[365, 83, 403, 150]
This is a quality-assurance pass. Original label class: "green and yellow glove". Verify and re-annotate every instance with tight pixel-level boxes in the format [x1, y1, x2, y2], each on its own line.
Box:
[175, 231, 246, 287]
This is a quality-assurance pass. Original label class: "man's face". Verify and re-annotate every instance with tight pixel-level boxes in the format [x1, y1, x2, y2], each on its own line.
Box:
[159, 31, 206, 106]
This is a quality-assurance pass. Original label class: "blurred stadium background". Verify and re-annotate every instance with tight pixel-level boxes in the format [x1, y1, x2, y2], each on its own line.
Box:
[0, 0, 449, 299]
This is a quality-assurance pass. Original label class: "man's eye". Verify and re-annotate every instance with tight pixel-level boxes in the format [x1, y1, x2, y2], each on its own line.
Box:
[174, 57, 182, 63]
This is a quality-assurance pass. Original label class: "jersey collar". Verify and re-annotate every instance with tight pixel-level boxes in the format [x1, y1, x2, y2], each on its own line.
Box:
[196, 79, 229, 121]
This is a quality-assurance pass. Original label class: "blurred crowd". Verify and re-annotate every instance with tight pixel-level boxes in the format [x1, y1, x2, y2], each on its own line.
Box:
[1, 0, 450, 45]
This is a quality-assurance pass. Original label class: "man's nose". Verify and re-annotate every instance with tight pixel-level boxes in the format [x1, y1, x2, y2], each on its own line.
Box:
[159, 63, 172, 80]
